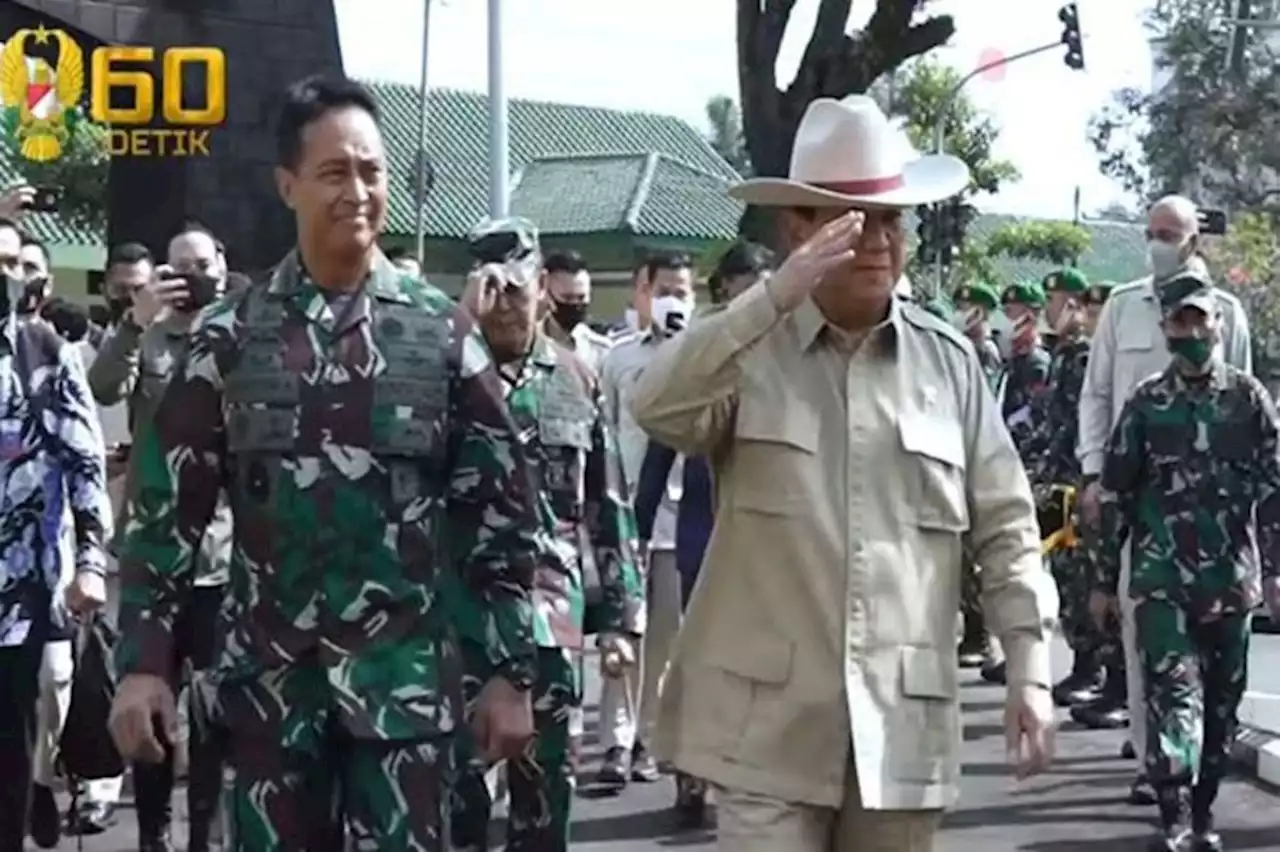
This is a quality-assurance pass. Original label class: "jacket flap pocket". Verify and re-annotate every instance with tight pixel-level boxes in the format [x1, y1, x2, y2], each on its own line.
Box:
[900, 646, 956, 700]
[712, 638, 794, 685]
[735, 400, 819, 453]
[899, 413, 965, 470]
[539, 417, 592, 449]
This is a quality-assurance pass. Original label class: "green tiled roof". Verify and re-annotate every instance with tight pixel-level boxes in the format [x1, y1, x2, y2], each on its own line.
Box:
[366, 83, 740, 240]
[0, 146, 103, 248]
[908, 211, 1148, 286]
[509, 152, 743, 240]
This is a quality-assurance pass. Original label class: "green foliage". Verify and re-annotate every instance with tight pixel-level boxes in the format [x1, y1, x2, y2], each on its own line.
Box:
[889, 59, 1020, 196]
[1, 107, 109, 233]
[1088, 0, 1280, 210]
[1205, 212, 1280, 363]
[705, 96, 751, 176]
[983, 220, 1092, 266]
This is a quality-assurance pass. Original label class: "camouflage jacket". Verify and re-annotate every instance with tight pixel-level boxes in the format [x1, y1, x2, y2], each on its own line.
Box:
[454, 334, 643, 650]
[1001, 343, 1051, 456]
[1025, 336, 1089, 492]
[115, 251, 540, 741]
[1097, 362, 1280, 620]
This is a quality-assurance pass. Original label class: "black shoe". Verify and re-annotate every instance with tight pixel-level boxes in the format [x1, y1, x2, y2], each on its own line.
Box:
[631, 742, 660, 783]
[66, 800, 117, 836]
[597, 746, 629, 789]
[1052, 667, 1102, 707]
[957, 634, 987, 668]
[28, 783, 60, 849]
[674, 773, 709, 830]
[1122, 740, 1137, 759]
[139, 828, 176, 852]
[1129, 776, 1158, 806]
[980, 659, 1006, 685]
[1070, 696, 1130, 729]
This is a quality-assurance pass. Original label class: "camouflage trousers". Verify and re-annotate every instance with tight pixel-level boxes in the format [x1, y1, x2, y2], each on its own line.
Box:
[452, 645, 579, 851]
[1134, 600, 1250, 787]
[222, 729, 452, 851]
[1048, 548, 1100, 657]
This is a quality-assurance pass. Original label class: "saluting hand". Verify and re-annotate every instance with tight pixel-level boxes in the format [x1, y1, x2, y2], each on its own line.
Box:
[766, 210, 863, 313]
[462, 264, 505, 319]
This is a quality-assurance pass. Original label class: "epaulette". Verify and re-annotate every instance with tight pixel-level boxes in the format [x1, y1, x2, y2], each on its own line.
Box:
[900, 300, 970, 355]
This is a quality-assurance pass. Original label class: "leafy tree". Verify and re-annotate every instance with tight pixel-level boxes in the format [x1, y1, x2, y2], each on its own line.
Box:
[1204, 212, 1280, 368]
[737, 0, 955, 243]
[983, 220, 1092, 266]
[1088, 0, 1280, 212]
[705, 95, 751, 176]
[3, 116, 109, 233]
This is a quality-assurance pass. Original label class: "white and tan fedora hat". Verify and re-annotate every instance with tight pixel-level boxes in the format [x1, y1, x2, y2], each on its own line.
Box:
[730, 95, 970, 209]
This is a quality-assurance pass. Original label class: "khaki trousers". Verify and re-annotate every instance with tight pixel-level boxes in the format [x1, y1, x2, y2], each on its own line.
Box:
[715, 756, 942, 852]
[597, 549, 682, 751]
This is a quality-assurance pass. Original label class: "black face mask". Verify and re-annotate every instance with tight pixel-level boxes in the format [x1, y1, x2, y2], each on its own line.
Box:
[552, 299, 587, 332]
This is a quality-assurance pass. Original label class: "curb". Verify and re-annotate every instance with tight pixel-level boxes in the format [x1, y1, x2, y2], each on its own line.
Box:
[1233, 691, 1280, 788]
[1232, 726, 1280, 788]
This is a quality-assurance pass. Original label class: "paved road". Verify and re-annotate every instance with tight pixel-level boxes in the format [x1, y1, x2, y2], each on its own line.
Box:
[34, 638, 1280, 851]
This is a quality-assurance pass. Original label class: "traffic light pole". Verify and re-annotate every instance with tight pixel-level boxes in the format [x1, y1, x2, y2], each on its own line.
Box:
[930, 39, 1065, 298]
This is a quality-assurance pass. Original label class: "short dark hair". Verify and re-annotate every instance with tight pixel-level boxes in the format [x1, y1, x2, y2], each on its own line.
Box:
[384, 246, 411, 262]
[643, 251, 693, 283]
[276, 75, 380, 170]
[543, 250, 586, 276]
[108, 241, 153, 267]
[20, 233, 50, 266]
[171, 219, 218, 244]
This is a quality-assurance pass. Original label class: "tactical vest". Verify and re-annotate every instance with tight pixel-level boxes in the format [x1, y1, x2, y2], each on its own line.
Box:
[222, 286, 452, 506]
[533, 361, 595, 514]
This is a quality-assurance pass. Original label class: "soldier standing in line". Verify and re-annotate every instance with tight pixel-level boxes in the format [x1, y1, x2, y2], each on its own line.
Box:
[1025, 268, 1101, 709]
[106, 76, 539, 850]
[1092, 270, 1280, 852]
[951, 281, 1004, 668]
[451, 218, 644, 851]
[1000, 280, 1053, 456]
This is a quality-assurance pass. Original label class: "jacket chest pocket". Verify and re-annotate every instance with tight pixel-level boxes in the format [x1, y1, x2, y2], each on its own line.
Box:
[899, 412, 969, 533]
[538, 416, 591, 518]
[730, 402, 818, 516]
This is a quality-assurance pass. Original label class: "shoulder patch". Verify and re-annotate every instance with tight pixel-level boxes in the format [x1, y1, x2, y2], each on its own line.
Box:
[901, 301, 970, 355]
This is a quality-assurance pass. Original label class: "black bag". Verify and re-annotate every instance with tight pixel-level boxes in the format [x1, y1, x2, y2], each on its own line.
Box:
[58, 618, 125, 781]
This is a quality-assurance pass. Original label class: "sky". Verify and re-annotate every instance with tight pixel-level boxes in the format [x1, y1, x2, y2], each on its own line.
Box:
[334, 0, 1156, 220]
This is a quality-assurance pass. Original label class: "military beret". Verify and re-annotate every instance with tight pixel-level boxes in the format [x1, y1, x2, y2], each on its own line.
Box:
[1043, 267, 1088, 294]
[1001, 280, 1046, 309]
[953, 281, 999, 311]
[1158, 267, 1217, 317]
[1083, 281, 1113, 306]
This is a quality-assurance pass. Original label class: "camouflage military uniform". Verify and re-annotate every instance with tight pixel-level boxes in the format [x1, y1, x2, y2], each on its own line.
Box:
[1098, 360, 1280, 834]
[451, 334, 643, 852]
[115, 251, 540, 851]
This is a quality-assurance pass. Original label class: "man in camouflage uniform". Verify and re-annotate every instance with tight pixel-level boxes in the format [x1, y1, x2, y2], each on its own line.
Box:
[449, 218, 644, 851]
[1093, 270, 1280, 852]
[1024, 268, 1101, 708]
[952, 281, 1004, 667]
[107, 76, 539, 851]
[1000, 280, 1053, 455]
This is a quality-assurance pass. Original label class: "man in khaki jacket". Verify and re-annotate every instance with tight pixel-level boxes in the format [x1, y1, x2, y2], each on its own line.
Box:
[629, 95, 1059, 852]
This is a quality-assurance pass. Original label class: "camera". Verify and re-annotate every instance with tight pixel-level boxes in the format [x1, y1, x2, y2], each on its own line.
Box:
[163, 269, 221, 311]
[22, 186, 58, 213]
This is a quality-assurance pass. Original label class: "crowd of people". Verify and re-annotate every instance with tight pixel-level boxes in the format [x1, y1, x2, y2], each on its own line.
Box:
[0, 72, 1277, 852]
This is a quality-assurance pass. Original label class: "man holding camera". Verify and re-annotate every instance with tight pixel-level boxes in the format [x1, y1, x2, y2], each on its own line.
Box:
[87, 221, 230, 851]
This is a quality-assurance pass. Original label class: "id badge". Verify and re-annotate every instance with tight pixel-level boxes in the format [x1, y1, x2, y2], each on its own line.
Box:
[0, 418, 24, 460]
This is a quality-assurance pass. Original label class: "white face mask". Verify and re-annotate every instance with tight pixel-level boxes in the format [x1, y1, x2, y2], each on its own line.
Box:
[1147, 239, 1187, 279]
[651, 295, 693, 333]
[951, 306, 982, 333]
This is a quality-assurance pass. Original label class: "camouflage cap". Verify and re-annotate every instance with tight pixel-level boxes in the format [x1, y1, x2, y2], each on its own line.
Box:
[467, 216, 541, 284]
[1083, 281, 1114, 306]
[1001, 279, 1046, 309]
[1158, 266, 1217, 317]
[1043, 267, 1088, 294]
[953, 281, 999, 311]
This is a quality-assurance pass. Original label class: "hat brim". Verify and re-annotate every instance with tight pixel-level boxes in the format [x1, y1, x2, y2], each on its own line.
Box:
[728, 154, 970, 209]
[1169, 294, 1217, 315]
